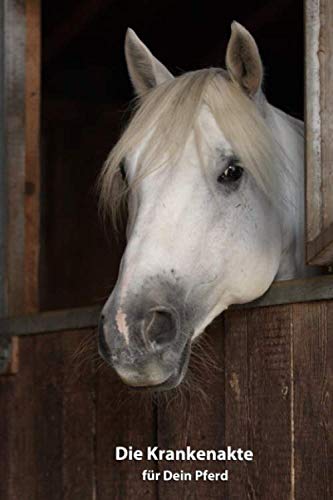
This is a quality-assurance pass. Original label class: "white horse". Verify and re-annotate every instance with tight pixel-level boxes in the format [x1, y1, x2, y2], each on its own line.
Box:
[98, 22, 310, 390]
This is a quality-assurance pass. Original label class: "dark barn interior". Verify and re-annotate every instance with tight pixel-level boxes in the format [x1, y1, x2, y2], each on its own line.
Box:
[41, 0, 304, 311]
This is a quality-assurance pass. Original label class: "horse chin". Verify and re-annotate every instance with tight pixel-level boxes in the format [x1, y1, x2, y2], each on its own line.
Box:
[129, 340, 192, 393]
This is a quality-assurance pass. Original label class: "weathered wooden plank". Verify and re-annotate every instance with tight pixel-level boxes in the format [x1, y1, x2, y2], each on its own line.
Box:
[306, 0, 333, 265]
[0, 337, 36, 500]
[0, 304, 101, 336]
[0, 1, 6, 316]
[62, 330, 95, 500]
[95, 358, 157, 500]
[25, 0, 41, 311]
[33, 329, 95, 500]
[0, 330, 96, 500]
[224, 310, 249, 499]
[2, 275, 333, 338]
[307, 222, 333, 266]
[0, 377, 12, 499]
[34, 332, 65, 500]
[225, 306, 293, 499]
[2, 0, 26, 315]
[157, 321, 227, 499]
[305, 0, 322, 243]
[0, 0, 41, 370]
[293, 302, 333, 499]
[0, 0, 42, 372]
[248, 306, 293, 499]
[0, 314, 330, 499]
[8, 337, 36, 500]
[320, 0, 333, 235]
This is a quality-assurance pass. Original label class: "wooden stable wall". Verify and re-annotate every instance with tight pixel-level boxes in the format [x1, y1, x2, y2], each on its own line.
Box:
[0, 301, 331, 500]
[0, 2, 332, 499]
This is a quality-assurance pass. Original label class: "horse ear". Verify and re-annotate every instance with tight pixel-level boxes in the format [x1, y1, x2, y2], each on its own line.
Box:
[125, 28, 174, 96]
[226, 22, 263, 97]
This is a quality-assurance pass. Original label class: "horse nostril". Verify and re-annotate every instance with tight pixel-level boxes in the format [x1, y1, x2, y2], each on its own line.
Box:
[143, 308, 177, 346]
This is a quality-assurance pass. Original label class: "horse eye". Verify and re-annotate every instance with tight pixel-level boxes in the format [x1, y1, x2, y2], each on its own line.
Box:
[217, 163, 243, 184]
[120, 162, 126, 181]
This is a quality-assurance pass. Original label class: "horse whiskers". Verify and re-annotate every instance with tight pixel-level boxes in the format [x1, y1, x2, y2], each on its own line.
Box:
[193, 331, 222, 356]
[94, 359, 107, 373]
[190, 352, 221, 374]
[190, 345, 222, 374]
[66, 331, 103, 385]
[71, 333, 96, 360]
[71, 352, 100, 371]
[69, 325, 222, 412]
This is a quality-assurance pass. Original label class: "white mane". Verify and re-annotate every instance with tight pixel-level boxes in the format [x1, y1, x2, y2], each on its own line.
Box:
[99, 68, 302, 223]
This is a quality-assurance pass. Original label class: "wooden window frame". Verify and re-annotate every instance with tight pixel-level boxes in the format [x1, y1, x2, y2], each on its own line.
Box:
[0, 0, 40, 318]
[306, 0, 333, 265]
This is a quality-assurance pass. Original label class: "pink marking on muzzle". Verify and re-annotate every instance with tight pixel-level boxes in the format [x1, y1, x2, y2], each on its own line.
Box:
[115, 308, 130, 345]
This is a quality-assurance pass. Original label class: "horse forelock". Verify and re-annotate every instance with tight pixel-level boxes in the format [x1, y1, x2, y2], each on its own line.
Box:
[98, 67, 302, 227]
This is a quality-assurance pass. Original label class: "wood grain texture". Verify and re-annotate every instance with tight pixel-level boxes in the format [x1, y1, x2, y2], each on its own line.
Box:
[0, 0, 41, 371]
[0, 330, 95, 500]
[320, 0, 333, 233]
[157, 321, 227, 500]
[34, 330, 95, 500]
[0, 304, 101, 336]
[306, 0, 333, 264]
[0, 306, 331, 499]
[34, 332, 65, 500]
[0, 376, 12, 499]
[224, 306, 293, 499]
[305, 0, 322, 243]
[307, 222, 333, 266]
[95, 360, 157, 500]
[3, 0, 26, 315]
[0, 0, 41, 316]
[61, 330, 95, 500]
[224, 310, 249, 499]
[293, 302, 332, 499]
[0, 1, 6, 315]
[24, 0, 40, 312]
[0, 337, 36, 500]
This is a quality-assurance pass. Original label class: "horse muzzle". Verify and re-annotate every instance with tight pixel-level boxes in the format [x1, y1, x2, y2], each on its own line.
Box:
[98, 300, 191, 390]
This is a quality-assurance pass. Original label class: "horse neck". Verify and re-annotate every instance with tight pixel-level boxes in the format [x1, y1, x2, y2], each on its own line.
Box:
[265, 103, 310, 280]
